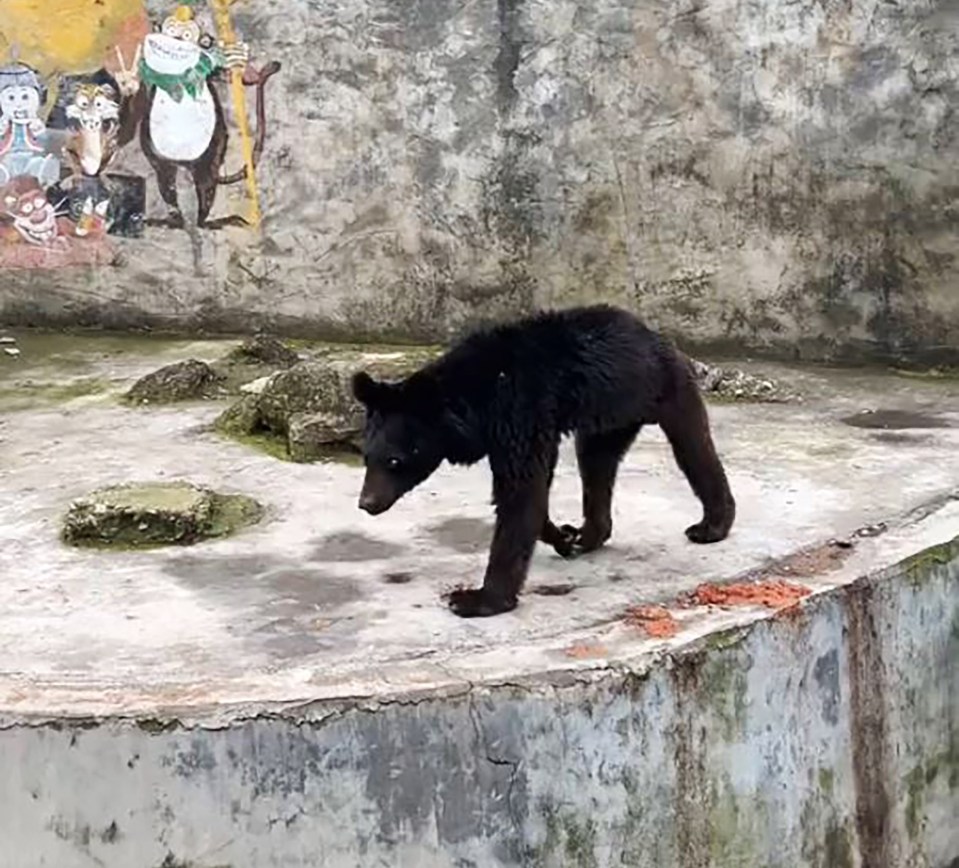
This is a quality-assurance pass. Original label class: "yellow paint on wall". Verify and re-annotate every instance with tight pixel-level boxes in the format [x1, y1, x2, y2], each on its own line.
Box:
[211, 0, 261, 228]
[0, 0, 147, 75]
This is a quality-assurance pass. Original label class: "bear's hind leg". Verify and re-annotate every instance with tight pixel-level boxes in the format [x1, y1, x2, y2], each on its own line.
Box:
[539, 440, 578, 558]
[658, 374, 735, 543]
[565, 423, 642, 554]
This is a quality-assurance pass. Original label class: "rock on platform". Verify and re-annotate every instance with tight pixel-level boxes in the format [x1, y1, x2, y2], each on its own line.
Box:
[62, 481, 262, 548]
[123, 359, 224, 404]
[215, 348, 441, 459]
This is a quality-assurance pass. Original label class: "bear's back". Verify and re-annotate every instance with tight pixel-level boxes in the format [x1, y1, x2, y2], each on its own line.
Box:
[438, 305, 677, 436]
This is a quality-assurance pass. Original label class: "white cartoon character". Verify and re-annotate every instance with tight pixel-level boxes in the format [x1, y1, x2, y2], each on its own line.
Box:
[0, 64, 60, 186]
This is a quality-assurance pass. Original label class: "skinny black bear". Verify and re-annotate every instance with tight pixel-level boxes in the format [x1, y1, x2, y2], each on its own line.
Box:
[352, 304, 735, 618]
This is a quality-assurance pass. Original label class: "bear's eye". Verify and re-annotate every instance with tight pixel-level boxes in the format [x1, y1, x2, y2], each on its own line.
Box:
[386, 457, 402, 471]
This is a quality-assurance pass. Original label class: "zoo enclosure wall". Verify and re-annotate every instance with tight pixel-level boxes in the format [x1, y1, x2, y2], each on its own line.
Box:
[0, 0, 956, 366]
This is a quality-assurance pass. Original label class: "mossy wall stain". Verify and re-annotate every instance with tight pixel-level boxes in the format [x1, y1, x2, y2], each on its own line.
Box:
[899, 536, 959, 587]
[904, 744, 959, 844]
[533, 802, 600, 868]
[706, 779, 764, 867]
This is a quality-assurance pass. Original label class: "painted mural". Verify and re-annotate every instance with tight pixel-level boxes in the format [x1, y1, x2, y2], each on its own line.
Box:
[0, 0, 280, 270]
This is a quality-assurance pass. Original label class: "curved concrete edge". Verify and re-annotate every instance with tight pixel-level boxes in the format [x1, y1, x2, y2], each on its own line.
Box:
[2, 529, 957, 866]
[0, 494, 956, 730]
[2, 493, 956, 729]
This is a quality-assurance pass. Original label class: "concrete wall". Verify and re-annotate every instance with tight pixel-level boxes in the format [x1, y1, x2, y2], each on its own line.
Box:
[2, 538, 957, 867]
[0, 1, 957, 362]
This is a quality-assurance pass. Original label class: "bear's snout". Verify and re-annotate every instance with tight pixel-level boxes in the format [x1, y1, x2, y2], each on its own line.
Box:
[358, 492, 389, 515]
[358, 470, 399, 515]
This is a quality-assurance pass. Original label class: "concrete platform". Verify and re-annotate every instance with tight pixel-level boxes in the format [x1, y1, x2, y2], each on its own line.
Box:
[0, 335, 957, 867]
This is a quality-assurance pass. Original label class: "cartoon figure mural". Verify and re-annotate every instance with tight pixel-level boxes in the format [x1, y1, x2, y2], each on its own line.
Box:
[64, 81, 123, 178]
[0, 176, 71, 248]
[0, 65, 60, 186]
[133, 2, 280, 229]
[0, 0, 280, 270]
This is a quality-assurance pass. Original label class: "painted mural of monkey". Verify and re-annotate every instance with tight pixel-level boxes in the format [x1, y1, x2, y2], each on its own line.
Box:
[121, 4, 280, 229]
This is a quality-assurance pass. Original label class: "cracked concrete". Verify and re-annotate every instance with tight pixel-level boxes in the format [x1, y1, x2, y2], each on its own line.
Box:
[0, 335, 957, 866]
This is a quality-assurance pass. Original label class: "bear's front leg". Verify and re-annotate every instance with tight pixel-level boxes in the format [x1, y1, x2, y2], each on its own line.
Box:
[448, 462, 549, 618]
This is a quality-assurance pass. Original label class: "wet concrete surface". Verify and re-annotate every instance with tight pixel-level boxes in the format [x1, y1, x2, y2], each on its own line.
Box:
[0, 336, 958, 718]
[840, 408, 953, 429]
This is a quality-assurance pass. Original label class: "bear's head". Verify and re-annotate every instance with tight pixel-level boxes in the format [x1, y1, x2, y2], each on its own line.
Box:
[351, 371, 448, 515]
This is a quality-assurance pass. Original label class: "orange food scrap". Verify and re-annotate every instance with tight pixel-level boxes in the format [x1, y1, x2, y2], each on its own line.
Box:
[689, 580, 811, 611]
[623, 604, 679, 638]
[564, 643, 609, 659]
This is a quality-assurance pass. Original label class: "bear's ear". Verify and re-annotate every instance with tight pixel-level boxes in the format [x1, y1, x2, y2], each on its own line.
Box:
[352, 371, 388, 408]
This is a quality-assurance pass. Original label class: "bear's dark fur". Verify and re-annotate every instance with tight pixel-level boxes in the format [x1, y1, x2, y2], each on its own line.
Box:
[352, 304, 736, 618]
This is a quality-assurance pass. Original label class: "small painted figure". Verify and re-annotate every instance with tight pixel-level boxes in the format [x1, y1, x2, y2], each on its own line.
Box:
[0, 176, 70, 248]
[64, 82, 122, 178]
[0, 64, 60, 187]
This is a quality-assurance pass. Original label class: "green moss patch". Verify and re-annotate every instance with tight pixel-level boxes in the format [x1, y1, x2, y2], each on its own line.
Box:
[0, 377, 115, 410]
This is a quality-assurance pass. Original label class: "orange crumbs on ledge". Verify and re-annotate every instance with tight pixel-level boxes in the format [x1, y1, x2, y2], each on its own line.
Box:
[688, 580, 812, 611]
[623, 605, 679, 638]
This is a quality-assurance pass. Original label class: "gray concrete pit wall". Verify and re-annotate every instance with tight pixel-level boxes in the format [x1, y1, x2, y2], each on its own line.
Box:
[0, 1, 956, 361]
[2, 537, 957, 867]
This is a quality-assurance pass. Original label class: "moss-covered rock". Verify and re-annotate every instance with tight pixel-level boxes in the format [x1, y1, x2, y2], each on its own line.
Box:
[62, 482, 262, 549]
[210, 336, 302, 395]
[214, 392, 263, 437]
[223, 335, 301, 369]
[214, 347, 442, 461]
[258, 361, 346, 436]
[124, 359, 224, 405]
[288, 411, 364, 461]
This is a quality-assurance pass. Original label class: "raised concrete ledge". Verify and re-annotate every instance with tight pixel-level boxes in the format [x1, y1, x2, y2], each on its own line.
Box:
[0, 493, 956, 729]
[2, 346, 958, 865]
[2, 502, 956, 868]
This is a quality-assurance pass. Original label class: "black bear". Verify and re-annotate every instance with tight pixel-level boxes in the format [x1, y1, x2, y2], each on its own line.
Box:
[352, 305, 736, 618]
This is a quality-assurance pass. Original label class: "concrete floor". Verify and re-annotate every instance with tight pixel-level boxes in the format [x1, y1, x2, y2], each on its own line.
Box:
[0, 335, 958, 721]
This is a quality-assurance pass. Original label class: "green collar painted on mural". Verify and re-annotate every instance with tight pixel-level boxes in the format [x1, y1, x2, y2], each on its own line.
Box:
[139, 51, 219, 102]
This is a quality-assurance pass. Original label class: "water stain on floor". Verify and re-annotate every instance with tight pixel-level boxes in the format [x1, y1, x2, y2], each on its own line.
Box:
[841, 409, 952, 430]
[309, 531, 406, 562]
[163, 554, 366, 658]
[426, 517, 493, 553]
[252, 615, 357, 658]
[529, 582, 576, 597]
[164, 554, 364, 612]
[383, 571, 414, 584]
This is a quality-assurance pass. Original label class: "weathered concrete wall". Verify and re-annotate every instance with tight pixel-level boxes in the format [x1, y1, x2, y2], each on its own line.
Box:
[0, 0, 957, 362]
[2, 538, 956, 868]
